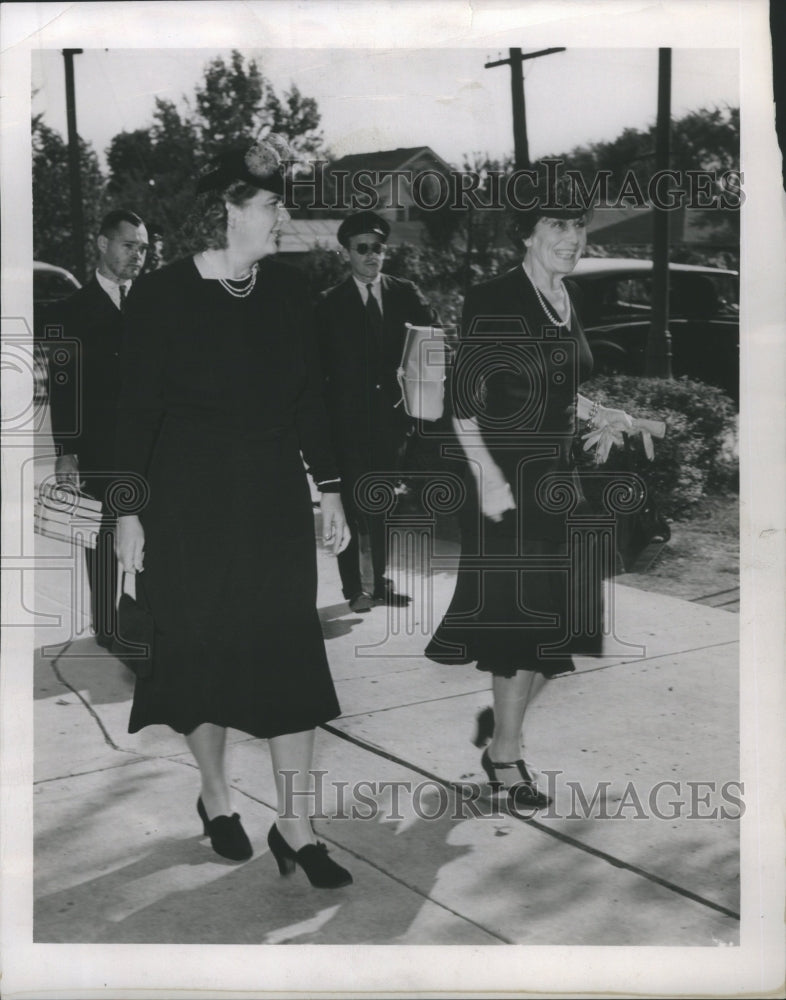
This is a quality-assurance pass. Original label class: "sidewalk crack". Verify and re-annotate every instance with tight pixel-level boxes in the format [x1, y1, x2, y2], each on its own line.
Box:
[49, 641, 133, 755]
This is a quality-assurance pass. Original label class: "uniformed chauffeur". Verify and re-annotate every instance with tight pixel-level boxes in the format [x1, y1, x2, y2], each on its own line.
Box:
[316, 210, 439, 612]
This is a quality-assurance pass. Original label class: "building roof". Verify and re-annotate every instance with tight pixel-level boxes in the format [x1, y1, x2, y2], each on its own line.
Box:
[327, 146, 453, 175]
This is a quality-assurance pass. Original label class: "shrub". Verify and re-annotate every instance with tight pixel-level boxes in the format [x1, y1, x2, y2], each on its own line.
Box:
[383, 243, 466, 326]
[576, 374, 738, 519]
[300, 244, 348, 298]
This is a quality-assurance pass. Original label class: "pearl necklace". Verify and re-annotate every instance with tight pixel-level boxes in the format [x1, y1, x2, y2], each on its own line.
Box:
[218, 263, 258, 299]
[524, 268, 569, 327]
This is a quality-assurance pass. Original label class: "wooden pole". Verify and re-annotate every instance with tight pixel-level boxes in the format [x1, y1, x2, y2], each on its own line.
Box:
[646, 47, 673, 378]
[63, 48, 85, 284]
[509, 49, 529, 170]
[485, 47, 565, 171]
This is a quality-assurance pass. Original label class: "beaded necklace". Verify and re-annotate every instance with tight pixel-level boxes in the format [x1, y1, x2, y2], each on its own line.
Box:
[523, 267, 570, 327]
[218, 263, 259, 299]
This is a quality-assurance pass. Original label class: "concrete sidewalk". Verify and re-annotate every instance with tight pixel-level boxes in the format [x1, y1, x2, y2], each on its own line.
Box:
[32, 456, 740, 946]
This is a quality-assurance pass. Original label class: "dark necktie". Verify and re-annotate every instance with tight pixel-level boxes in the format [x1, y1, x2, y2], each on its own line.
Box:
[365, 283, 382, 343]
[118, 284, 127, 311]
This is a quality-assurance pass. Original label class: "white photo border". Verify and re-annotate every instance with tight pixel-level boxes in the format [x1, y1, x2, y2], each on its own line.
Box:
[1, 1, 784, 996]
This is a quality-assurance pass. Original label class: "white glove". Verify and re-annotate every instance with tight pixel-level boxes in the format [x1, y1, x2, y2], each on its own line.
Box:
[476, 468, 516, 522]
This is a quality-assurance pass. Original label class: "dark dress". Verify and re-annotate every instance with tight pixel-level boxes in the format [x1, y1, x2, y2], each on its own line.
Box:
[115, 256, 341, 738]
[425, 266, 603, 678]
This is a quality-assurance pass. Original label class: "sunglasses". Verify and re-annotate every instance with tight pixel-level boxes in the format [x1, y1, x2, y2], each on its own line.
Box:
[351, 241, 385, 255]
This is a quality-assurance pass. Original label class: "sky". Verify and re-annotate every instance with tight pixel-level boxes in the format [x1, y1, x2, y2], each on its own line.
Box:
[31, 46, 739, 171]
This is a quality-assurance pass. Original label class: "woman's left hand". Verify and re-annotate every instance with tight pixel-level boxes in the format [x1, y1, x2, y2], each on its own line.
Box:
[321, 492, 351, 555]
[582, 406, 666, 464]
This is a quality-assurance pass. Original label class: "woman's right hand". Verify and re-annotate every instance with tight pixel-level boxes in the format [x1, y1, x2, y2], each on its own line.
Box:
[117, 515, 145, 573]
[476, 467, 516, 523]
[595, 405, 634, 433]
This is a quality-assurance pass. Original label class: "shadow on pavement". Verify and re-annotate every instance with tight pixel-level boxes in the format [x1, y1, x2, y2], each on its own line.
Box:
[35, 640, 136, 706]
[34, 791, 474, 944]
[318, 601, 368, 639]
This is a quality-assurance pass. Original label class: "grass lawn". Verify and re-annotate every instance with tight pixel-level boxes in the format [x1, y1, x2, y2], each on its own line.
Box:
[619, 493, 739, 605]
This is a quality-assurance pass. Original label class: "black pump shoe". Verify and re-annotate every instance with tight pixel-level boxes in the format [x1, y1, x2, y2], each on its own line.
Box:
[267, 824, 353, 889]
[480, 748, 551, 810]
[197, 797, 253, 861]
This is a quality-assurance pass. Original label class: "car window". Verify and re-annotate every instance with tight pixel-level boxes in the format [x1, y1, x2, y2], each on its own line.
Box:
[709, 273, 739, 315]
[614, 278, 651, 312]
[585, 272, 739, 325]
[587, 278, 652, 323]
[670, 273, 740, 319]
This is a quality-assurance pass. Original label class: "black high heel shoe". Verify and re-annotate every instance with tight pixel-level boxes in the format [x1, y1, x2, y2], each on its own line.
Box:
[197, 797, 253, 861]
[267, 823, 353, 889]
[480, 748, 551, 810]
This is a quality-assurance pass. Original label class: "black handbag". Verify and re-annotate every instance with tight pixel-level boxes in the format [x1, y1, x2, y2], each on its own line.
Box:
[112, 571, 154, 678]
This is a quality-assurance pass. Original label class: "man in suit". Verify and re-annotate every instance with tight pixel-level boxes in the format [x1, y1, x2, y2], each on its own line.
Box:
[317, 210, 438, 612]
[47, 209, 148, 647]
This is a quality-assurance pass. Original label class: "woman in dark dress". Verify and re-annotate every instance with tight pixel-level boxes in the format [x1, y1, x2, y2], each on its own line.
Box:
[426, 182, 638, 810]
[115, 134, 352, 888]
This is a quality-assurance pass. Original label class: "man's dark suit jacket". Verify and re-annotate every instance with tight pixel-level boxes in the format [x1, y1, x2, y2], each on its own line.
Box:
[46, 276, 126, 494]
[317, 272, 437, 476]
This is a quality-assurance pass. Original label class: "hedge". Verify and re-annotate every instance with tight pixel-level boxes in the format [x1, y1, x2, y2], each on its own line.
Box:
[576, 374, 738, 519]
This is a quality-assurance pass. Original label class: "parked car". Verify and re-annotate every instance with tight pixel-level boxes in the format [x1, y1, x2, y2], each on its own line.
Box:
[34, 260, 81, 308]
[33, 261, 81, 404]
[568, 258, 739, 402]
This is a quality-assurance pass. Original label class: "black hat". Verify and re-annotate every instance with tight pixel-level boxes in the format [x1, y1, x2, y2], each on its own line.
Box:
[337, 211, 391, 248]
[196, 134, 293, 196]
[509, 169, 592, 242]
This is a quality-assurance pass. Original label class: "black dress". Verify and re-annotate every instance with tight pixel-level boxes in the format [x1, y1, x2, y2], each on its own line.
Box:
[115, 256, 341, 738]
[425, 266, 603, 678]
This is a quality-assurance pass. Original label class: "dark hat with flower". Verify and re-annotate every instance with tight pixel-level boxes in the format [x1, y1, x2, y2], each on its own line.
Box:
[337, 210, 391, 248]
[196, 133, 293, 196]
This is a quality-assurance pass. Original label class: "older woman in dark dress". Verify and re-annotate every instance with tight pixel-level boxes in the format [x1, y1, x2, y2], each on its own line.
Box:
[115, 134, 352, 888]
[426, 178, 642, 810]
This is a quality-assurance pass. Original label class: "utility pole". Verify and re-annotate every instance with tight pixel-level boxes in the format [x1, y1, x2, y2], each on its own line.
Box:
[63, 48, 85, 284]
[645, 48, 674, 378]
[485, 47, 565, 170]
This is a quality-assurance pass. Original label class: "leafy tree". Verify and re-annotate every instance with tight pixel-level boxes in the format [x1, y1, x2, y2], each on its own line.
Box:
[194, 50, 267, 157]
[670, 106, 739, 174]
[32, 113, 105, 276]
[265, 83, 323, 156]
[549, 105, 740, 204]
[104, 50, 327, 257]
[105, 99, 201, 250]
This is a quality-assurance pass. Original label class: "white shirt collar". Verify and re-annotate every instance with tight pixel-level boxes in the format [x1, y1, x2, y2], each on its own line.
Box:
[95, 269, 131, 310]
[353, 274, 382, 292]
[352, 275, 383, 308]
